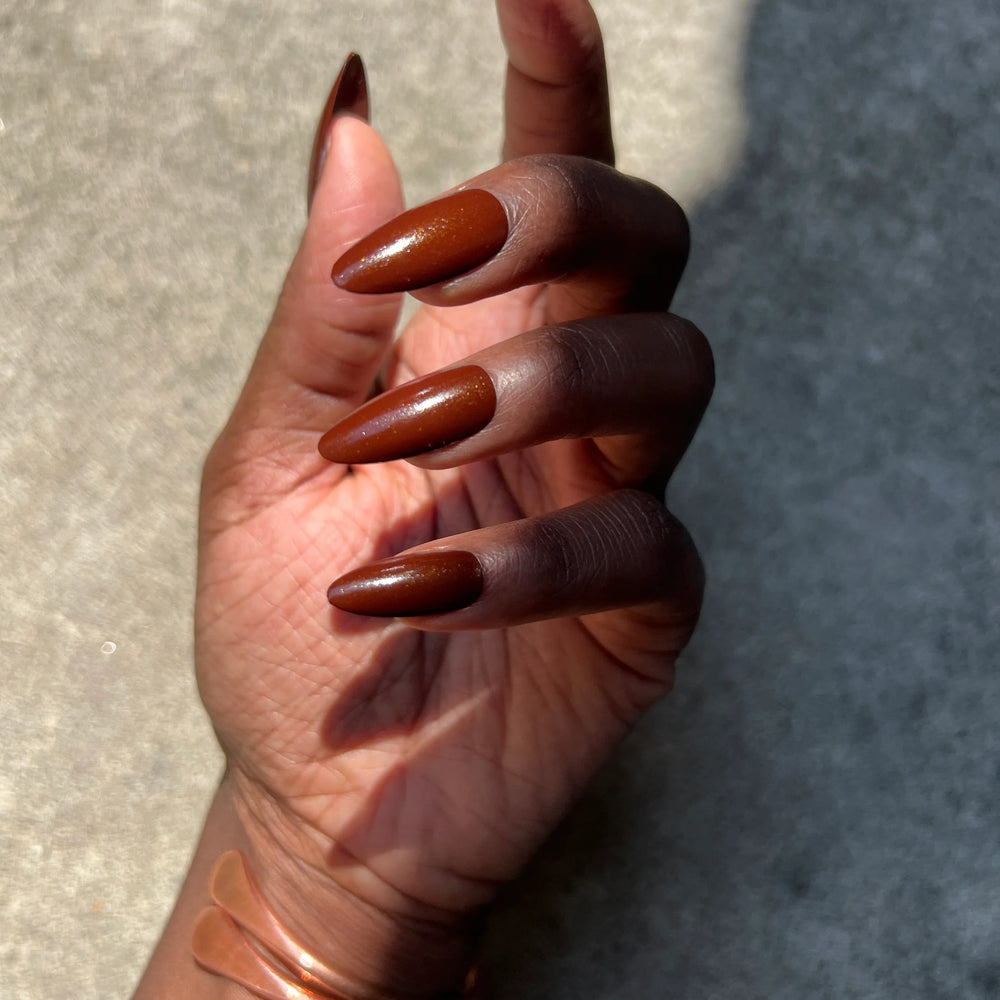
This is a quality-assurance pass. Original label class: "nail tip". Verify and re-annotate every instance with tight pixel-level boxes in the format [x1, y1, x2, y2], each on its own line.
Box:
[308, 52, 371, 211]
[330, 262, 362, 292]
[317, 438, 368, 466]
[316, 440, 339, 463]
[331, 257, 398, 295]
[336, 52, 370, 123]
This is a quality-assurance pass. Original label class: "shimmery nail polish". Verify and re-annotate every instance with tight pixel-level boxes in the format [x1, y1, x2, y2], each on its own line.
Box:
[327, 551, 484, 617]
[307, 53, 370, 212]
[331, 189, 509, 293]
[318, 365, 496, 464]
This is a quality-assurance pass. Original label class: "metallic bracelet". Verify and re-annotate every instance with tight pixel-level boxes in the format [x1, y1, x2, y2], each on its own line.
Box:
[192, 850, 401, 1000]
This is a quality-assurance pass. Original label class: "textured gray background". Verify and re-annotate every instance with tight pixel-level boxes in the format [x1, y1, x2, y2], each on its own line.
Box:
[2, 0, 997, 998]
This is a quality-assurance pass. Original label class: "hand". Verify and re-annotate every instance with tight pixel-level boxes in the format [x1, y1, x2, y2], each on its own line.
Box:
[192, 0, 712, 994]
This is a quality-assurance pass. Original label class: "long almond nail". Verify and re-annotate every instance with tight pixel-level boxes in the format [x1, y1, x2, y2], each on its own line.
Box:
[318, 365, 496, 464]
[307, 53, 369, 212]
[332, 189, 508, 293]
[328, 551, 484, 617]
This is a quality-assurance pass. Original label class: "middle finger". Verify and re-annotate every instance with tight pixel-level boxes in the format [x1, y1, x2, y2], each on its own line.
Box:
[319, 312, 713, 489]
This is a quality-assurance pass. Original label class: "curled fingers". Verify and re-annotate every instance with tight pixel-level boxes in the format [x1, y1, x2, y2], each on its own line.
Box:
[320, 313, 712, 635]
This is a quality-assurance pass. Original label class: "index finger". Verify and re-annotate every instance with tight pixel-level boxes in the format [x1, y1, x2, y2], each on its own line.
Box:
[498, 0, 615, 164]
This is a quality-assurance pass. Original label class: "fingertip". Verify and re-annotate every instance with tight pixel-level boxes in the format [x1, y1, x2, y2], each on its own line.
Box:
[497, 0, 613, 163]
[497, 0, 604, 85]
[307, 53, 370, 213]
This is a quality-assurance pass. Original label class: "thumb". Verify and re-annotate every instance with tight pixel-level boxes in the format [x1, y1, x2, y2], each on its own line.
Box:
[213, 57, 404, 490]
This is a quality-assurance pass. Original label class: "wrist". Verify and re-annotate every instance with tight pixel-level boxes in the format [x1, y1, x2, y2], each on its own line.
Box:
[226, 767, 479, 999]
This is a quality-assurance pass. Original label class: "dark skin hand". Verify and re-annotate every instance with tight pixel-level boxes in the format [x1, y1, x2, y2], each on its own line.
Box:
[134, 0, 713, 996]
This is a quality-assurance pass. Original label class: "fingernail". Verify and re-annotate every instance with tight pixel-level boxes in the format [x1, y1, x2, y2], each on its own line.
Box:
[318, 365, 496, 464]
[328, 551, 484, 617]
[331, 189, 509, 293]
[307, 53, 369, 212]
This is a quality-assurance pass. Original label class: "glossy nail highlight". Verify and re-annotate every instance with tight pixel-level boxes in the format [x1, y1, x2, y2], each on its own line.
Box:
[328, 551, 484, 617]
[332, 189, 509, 293]
[319, 365, 496, 464]
[307, 53, 369, 212]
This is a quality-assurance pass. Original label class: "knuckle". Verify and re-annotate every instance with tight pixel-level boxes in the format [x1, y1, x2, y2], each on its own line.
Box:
[526, 516, 578, 593]
[615, 489, 700, 595]
[657, 314, 716, 410]
[539, 323, 596, 397]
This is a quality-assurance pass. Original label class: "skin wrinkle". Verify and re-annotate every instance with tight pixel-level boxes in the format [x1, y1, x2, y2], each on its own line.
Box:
[491, 181, 538, 266]
[444, 735, 551, 798]
[460, 458, 533, 529]
[564, 502, 608, 586]
[500, 11, 612, 163]
[508, 627, 623, 805]
[526, 515, 579, 596]
[326, 809, 482, 919]
[541, 324, 600, 433]
[528, 156, 687, 303]
[574, 615, 668, 717]
[234, 780, 471, 941]
[351, 465, 440, 535]
[274, 321, 388, 392]
[414, 767, 531, 863]
[502, 314, 712, 473]
[201, 447, 338, 535]
[540, 154, 595, 221]
[545, 491, 676, 608]
[527, 156, 596, 283]
[232, 768, 334, 856]
[295, 751, 398, 808]
[502, 0, 602, 69]
[504, 626, 551, 717]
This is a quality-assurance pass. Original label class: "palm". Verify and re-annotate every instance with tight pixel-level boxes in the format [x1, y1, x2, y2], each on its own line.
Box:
[196, 286, 684, 913]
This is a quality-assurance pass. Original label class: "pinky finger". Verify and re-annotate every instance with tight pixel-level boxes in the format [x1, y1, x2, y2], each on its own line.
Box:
[327, 490, 704, 633]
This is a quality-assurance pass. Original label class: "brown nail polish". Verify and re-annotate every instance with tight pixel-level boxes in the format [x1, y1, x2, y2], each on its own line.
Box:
[328, 551, 483, 617]
[318, 365, 496, 464]
[307, 53, 369, 212]
[331, 189, 509, 293]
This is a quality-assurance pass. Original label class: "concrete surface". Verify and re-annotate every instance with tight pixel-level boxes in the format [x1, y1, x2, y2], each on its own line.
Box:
[1, 0, 997, 998]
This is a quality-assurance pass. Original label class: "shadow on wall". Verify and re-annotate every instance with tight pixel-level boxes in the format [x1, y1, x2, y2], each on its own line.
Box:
[483, 0, 999, 997]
